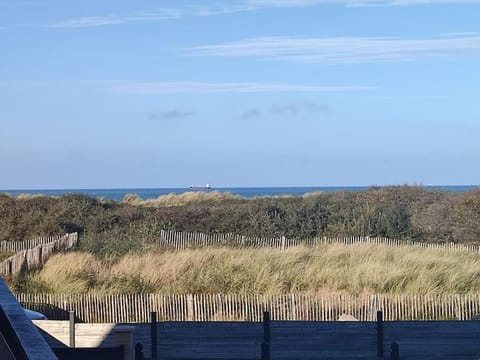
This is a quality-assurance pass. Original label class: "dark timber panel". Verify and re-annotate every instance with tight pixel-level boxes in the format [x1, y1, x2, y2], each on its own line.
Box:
[142, 322, 262, 360]
[384, 321, 480, 359]
[158, 322, 262, 359]
[35, 319, 480, 359]
[270, 321, 377, 360]
[137, 320, 480, 359]
[0, 278, 58, 360]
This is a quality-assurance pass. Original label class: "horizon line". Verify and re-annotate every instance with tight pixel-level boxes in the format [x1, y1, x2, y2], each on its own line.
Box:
[1, 184, 479, 192]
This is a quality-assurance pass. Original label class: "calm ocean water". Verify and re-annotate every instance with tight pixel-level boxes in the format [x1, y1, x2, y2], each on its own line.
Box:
[1, 185, 479, 201]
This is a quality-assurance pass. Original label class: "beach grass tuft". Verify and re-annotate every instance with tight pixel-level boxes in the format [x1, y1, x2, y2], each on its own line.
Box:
[15, 243, 480, 295]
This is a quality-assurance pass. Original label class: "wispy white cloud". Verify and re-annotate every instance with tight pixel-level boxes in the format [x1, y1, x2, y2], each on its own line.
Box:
[440, 31, 480, 37]
[2, 80, 372, 94]
[46, 0, 480, 28]
[148, 110, 193, 120]
[108, 81, 373, 94]
[47, 4, 256, 28]
[366, 94, 461, 99]
[240, 100, 329, 118]
[49, 9, 182, 28]
[241, 108, 261, 118]
[270, 101, 329, 115]
[249, 0, 480, 6]
[379, 0, 480, 5]
[186, 35, 480, 64]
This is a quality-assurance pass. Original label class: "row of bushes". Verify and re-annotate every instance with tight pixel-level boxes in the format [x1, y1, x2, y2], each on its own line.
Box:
[1, 186, 479, 258]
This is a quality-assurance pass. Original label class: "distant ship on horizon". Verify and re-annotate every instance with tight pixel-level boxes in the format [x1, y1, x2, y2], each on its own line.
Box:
[189, 184, 212, 191]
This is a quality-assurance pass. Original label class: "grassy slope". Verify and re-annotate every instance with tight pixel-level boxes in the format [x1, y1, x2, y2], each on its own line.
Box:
[0, 249, 13, 261]
[14, 243, 480, 295]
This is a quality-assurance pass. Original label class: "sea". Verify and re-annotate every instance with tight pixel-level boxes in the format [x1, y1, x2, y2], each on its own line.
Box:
[1, 185, 478, 201]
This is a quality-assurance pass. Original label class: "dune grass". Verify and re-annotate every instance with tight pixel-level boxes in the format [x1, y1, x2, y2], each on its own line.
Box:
[122, 190, 322, 207]
[0, 249, 13, 261]
[122, 191, 240, 207]
[14, 243, 480, 295]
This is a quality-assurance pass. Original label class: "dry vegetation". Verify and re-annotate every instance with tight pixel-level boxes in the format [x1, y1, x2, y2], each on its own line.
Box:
[3, 187, 480, 296]
[0, 249, 13, 261]
[2, 187, 480, 258]
[123, 191, 240, 207]
[14, 243, 480, 296]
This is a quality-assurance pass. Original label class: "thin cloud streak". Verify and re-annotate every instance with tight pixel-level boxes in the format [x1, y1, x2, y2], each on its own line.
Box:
[366, 94, 461, 100]
[241, 101, 330, 118]
[46, 0, 480, 28]
[383, 0, 480, 4]
[249, 0, 480, 6]
[47, 4, 253, 28]
[49, 9, 182, 28]
[271, 101, 329, 115]
[109, 81, 373, 94]
[148, 110, 193, 120]
[2, 80, 373, 94]
[241, 108, 261, 118]
[187, 35, 480, 64]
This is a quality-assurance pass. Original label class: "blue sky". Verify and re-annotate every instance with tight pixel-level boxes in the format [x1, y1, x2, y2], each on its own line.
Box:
[1, 0, 480, 189]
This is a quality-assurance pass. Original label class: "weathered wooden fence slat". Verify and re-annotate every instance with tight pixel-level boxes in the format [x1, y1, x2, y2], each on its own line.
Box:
[15, 293, 480, 323]
[154, 230, 480, 254]
[0, 233, 78, 277]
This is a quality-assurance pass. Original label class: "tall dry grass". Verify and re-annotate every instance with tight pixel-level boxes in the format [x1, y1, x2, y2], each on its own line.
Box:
[14, 193, 56, 200]
[0, 249, 13, 261]
[122, 191, 321, 207]
[122, 191, 240, 207]
[18, 243, 480, 295]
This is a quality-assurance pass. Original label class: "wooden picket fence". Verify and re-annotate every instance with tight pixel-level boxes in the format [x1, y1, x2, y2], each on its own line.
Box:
[0, 234, 74, 252]
[0, 233, 78, 277]
[15, 293, 480, 323]
[154, 230, 480, 253]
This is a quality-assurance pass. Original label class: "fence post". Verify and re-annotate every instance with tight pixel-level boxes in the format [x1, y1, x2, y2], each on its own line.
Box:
[377, 310, 383, 357]
[151, 311, 158, 360]
[69, 310, 75, 348]
[135, 342, 144, 360]
[261, 311, 271, 360]
[38, 244, 43, 265]
[391, 342, 399, 360]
